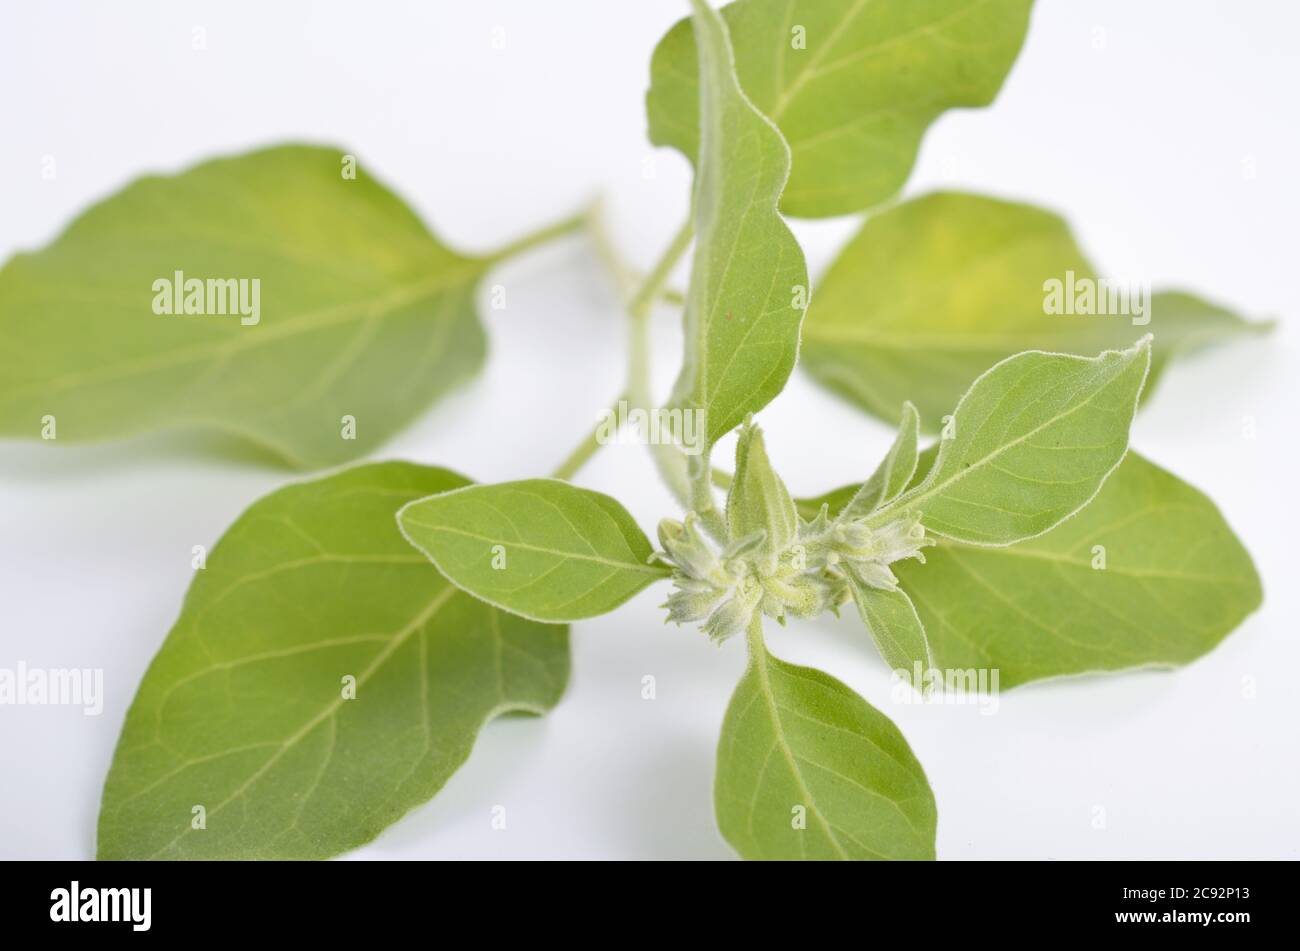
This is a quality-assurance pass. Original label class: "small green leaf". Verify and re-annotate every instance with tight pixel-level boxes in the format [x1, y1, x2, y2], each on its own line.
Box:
[648, 1, 1033, 217]
[798, 444, 937, 522]
[841, 401, 920, 519]
[0, 144, 492, 468]
[874, 340, 1151, 546]
[715, 625, 936, 860]
[669, 0, 809, 448]
[98, 462, 568, 860]
[896, 452, 1263, 687]
[727, 419, 798, 569]
[801, 192, 1272, 428]
[398, 479, 669, 622]
[846, 580, 931, 675]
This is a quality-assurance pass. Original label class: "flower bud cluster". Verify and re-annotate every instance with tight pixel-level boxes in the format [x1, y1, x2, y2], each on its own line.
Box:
[657, 506, 932, 643]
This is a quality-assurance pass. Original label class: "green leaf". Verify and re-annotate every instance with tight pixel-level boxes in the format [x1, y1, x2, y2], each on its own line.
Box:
[873, 339, 1151, 546]
[841, 401, 920, 519]
[668, 0, 809, 448]
[802, 192, 1272, 428]
[398, 479, 669, 622]
[726, 419, 798, 568]
[648, 1, 1033, 217]
[715, 624, 936, 860]
[895, 452, 1263, 688]
[98, 462, 568, 860]
[0, 144, 492, 468]
[799, 443, 939, 522]
[846, 580, 932, 675]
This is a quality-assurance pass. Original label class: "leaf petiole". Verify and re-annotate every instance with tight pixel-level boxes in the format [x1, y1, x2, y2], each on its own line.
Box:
[549, 389, 629, 480]
[483, 203, 594, 266]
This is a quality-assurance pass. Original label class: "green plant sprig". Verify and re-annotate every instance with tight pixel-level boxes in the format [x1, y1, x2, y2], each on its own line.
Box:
[0, 0, 1265, 860]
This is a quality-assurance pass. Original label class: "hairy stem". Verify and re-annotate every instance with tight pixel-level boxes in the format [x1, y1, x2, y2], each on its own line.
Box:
[484, 203, 593, 265]
[627, 219, 695, 321]
[745, 608, 766, 659]
[588, 200, 687, 307]
[549, 215, 694, 488]
[687, 448, 727, 540]
[629, 219, 695, 505]
[549, 390, 628, 480]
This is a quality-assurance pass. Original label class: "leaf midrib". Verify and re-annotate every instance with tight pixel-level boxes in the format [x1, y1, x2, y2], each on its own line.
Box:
[405, 521, 665, 576]
[749, 643, 851, 860]
[880, 357, 1134, 520]
[935, 533, 1256, 584]
[5, 264, 482, 401]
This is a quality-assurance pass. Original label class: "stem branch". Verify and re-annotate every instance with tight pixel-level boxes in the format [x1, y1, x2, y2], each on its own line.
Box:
[549, 215, 694, 488]
[485, 204, 592, 265]
[549, 390, 628, 480]
[626, 219, 695, 505]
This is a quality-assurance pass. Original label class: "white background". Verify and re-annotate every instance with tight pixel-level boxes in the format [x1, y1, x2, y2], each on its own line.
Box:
[1, 0, 1297, 860]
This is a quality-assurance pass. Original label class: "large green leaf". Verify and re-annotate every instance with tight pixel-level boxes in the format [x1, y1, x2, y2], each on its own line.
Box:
[715, 627, 936, 859]
[398, 479, 669, 622]
[896, 453, 1262, 688]
[872, 340, 1151, 546]
[668, 0, 809, 448]
[648, 1, 1033, 217]
[0, 145, 491, 468]
[802, 192, 1271, 428]
[98, 462, 568, 860]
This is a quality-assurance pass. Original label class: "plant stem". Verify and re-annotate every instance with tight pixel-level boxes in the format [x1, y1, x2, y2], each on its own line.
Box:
[627, 219, 694, 320]
[627, 219, 695, 506]
[548, 216, 694, 488]
[687, 448, 727, 540]
[549, 390, 628, 480]
[632, 222, 726, 539]
[585, 196, 639, 298]
[745, 609, 766, 658]
[484, 204, 592, 265]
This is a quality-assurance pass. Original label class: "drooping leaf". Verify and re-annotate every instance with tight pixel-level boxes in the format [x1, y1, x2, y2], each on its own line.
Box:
[98, 462, 568, 860]
[715, 629, 936, 860]
[398, 479, 669, 622]
[648, 1, 1033, 217]
[0, 144, 495, 468]
[727, 419, 798, 569]
[872, 340, 1151, 546]
[801, 192, 1271, 428]
[895, 452, 1262, 688]
[846, 579, 932, 675]
[841, 401, 920, 519]
[668, 0, 809, 449]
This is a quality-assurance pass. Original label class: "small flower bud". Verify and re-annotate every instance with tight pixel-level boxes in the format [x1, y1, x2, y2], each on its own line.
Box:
[657, 513, 720, 580]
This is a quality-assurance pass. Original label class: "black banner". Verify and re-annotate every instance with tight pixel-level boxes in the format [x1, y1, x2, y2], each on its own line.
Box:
[0, 859, 1282, 937]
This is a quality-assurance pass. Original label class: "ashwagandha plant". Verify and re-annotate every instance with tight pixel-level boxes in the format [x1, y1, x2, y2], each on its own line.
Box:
[1, 0, 1267, 860]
